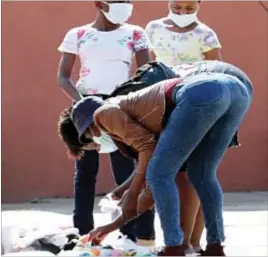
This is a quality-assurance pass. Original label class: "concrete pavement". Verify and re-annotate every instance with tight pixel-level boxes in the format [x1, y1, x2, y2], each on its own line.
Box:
[2, 192, 268, 256]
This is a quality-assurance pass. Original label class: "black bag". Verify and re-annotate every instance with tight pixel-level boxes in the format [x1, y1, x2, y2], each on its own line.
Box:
[109, 61, 177, 97]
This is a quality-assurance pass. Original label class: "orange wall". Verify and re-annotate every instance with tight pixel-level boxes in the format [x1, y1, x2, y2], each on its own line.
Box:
[2, 1, 268, 203]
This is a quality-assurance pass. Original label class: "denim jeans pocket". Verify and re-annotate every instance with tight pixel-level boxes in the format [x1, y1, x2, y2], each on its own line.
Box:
[183, 77, 224, 108]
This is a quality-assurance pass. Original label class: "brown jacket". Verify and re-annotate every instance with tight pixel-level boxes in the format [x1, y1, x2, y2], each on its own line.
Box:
[93, 80, 179, 217]
[93, 80, 174, 157]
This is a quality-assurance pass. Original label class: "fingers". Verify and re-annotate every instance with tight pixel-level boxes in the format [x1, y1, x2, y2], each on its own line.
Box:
[85, 232, 101, 246]
[80, 227, 110, 247]
[80, 234, 90, 244]
[105, 193, 113, 200]
[111, 193, 120, 201]
[91, 232, 108, 246]
[91, 236, 102, 246]
[106, 191, 120, 201]
[88, 229, 106, 242]
[137, 188, 154, 215]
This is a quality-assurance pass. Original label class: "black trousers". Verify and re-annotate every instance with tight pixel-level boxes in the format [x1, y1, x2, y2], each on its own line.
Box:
[73, 149, 155, 240]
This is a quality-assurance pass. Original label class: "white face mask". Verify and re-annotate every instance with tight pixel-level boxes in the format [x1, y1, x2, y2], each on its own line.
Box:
[101, 2, 133, 25]
[92, 130, 118, 154]
[168, 10, 198, 28]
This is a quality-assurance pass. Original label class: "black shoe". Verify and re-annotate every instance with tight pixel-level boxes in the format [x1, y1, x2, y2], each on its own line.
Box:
[201, 243, 225, 256]
[156, 245, 185, 256]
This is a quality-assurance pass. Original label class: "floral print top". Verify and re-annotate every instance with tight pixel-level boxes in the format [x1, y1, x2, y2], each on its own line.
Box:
[145, 18, 221, 67]
[58, 23, 148, 95]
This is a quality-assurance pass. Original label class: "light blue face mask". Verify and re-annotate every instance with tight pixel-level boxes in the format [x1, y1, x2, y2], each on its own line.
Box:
[91, 129, 118, 154]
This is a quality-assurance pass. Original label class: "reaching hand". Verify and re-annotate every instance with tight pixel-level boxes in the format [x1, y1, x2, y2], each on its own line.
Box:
[81, 225, 112, 245]
[137, 186, 154, 215]
[108, 186, 127, 201]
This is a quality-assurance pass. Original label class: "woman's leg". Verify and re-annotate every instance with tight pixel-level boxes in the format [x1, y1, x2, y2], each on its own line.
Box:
[176, 172, 200, 249]
[186, 76, 251, 253]
[74, 150, 99, 235]
[177, 171, 205, 253]
[191, 206, 205, 251]
[146, 74, 235, 248]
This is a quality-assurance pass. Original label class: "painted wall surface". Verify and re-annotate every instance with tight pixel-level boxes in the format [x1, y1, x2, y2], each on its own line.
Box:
[2, 1, 268, 202]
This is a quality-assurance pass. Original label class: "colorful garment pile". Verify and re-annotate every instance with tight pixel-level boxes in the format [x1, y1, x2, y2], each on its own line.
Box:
[59, 240, 156, 256]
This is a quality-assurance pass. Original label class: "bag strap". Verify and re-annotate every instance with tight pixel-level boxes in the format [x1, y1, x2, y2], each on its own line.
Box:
[109, 61, 169, 97]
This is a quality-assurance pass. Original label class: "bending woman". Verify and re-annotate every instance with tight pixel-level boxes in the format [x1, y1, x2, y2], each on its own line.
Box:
[59, 61, 252, 256]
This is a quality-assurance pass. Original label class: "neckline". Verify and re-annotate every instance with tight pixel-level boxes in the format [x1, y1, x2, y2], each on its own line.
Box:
[89, 23, 126, 33]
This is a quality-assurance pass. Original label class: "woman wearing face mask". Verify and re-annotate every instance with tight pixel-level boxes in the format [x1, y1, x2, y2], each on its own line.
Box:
[146, 0, 221, 66]
[60, 60, 252, 256]
[57, 0, 155, 246]
[145, 1, 222, 253]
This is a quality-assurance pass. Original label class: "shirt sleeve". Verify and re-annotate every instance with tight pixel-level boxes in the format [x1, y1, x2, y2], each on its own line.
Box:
[57, 28, 78, 55]
[200, 27, 222, 53]
[133, 26, 150, 52]
[94, 105, 156, 153]
[145, 21, 156, 51]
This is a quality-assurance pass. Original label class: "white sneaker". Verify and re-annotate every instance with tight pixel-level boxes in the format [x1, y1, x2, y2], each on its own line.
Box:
[112, 235, 153, 255]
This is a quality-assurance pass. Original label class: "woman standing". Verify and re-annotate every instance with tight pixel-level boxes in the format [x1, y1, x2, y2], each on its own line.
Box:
[146, 0, 221, 66]
[57, 0, 155, 246]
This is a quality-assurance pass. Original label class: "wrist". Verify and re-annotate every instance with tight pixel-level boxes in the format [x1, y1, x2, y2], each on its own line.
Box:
[129, 180, 145, 196]
[122, 209, 138, 223]
[111, 215, 125, 230]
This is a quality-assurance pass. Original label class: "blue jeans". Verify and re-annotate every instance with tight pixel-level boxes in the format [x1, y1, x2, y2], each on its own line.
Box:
[74, 150, 155, 240]
[146, 73, 252, 246]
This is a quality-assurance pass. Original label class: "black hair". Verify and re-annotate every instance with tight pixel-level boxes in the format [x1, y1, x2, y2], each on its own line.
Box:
[57, 107, 85, 160]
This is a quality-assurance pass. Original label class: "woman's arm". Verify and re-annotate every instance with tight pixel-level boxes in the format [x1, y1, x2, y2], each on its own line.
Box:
[57, 28, 83, 101]
[133, 27, 152, 68]
[57, 53, 83, 101]
[110, 172, 136, 199]
[144, 21, 157, 61]
[94, 105, 157, 218]
[201, 27, 222, 61]
[86, 186, 155, 244]
[82, 214, 125, 244]
[203, 48, 221, 61]
[135, 49, 151, 68]
[150, 50, 157, 61]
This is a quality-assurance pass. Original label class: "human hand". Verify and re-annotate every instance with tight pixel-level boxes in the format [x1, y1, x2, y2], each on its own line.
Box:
[80, 225, 111, 245]
[137, 186, 154, 215]
[108, 186, 127, 201]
